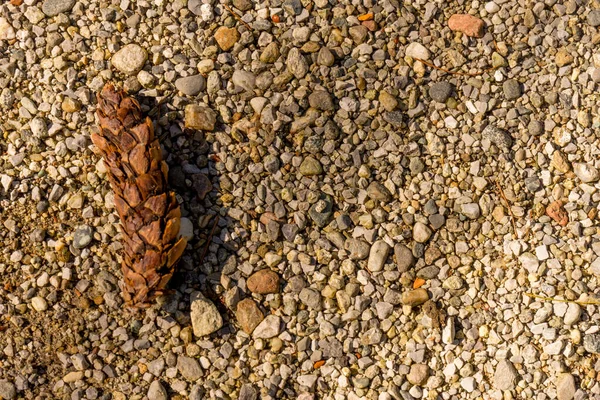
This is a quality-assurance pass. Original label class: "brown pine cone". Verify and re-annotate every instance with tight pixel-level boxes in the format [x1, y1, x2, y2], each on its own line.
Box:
[92, 83, 187, 307]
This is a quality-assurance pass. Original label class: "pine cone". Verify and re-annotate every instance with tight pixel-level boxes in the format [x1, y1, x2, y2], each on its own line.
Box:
[92, 83, 187, 307]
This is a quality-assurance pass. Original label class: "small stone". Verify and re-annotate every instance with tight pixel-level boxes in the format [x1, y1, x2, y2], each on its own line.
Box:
[556, 49, 574, 67]
[0, 18, 16, 41]
[413, 222, 432, 243]
[232, 0, 253, 11]
[461, 203, 480, 219]
[485, 2, 500, 13]
[402, 289, 429, 307]
[584, 333, 600, 354]
[317, 47, 335, 66]
[299, 288, 322, 310]
[111, 44, 148, 75]
[260, 42, 280, 63]
[63, 371, 84, 383]
[546, 200, 568, 226]
[503, 79, 521, 100]
[395, 244, 414, 272]
[379, 91, 398, 111]
[482, 125, 513, 149]
[573, 163, 599, 183]
[588, 10, 600, 27]
[236, 299, 264, 334]
[552, 151, 571, 173]
[287, 48, 309, 79]
[214, 26, 240, 51]
[556, 373, 576, 400]
[564, 303, 581, 326]
[493, 360, 519, 391]
[190, 292, 223, 337]
[448, 14, 485, 37]
[177, 355, 203, 381]
[309, 91, 334, 111]
[405, 42, 430, 60]
[407, 364, 429, 385]
[461, 377, 476, 392]
[147, 381, 168, 400]
[247, 270, 280, 294]
[299, 156, 323, 176]
[253, 315, 281, 339]
[442, 317, 455, 344]
[367, 241, 391, 272]
[232, 70, 256, 92]
[31, 297, 48, 311]
[62, 97, 81, 113]
[185, 105, 216, 131]
[175, 75, 206, 96]
[0, 381, 16, 400]
[42, 0, 76, 16]
[308, 194, 333, 227]
[429, 82, 453, 103]
[73, 225, 93, 249]
[367, 181, 392, 202]
[346, 239, 371, 260]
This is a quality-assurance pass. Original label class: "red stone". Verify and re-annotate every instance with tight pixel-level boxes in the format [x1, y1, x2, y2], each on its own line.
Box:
[247, 269, 280, 294]
[546, 200, 568, 226]
[448, 14, 485, 38]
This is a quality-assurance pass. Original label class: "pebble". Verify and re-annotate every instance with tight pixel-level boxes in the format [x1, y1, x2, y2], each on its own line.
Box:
[546, 200, 568, 226]
[583, 333, 600, 354]
[395, 244, 414, 273]
[214, 26, 240, 51]
[429, 82, 453, 103]
[461, 377, 476, 392]
[31, 297, 48, 311]
[493, 360, 519, 391]
[485, 2, 500, 13]
[111, 44, 148, 75]
[407, 364, 429, 385]
[405, 42, 430, 60]
[563, 303, 581, 325]
[503, 79, 521, 100]
[482, 125, 513, 149]
[247, 269, 280, 294]
[42, 0, 76, 16]
[448, 14, 485, 37]
[367, 181, 392, 202]
[190, 292, 223, 337]
[0, 380, 16, 400]
[588, 10, 600, 27]
[299, 156, 323, 176]
[413, 222, 433, 243]
[442, 317, 455, 344]
[175, 75, 206, 96]
[236, 299, 264, 334]
[573, 163, 599, 183]
[556, 373, 576, 400]
[287, 48, 309, 79]
[147, 381, 168, 400]
[402, 289, 429, 307]
[309, 91, 334, 111]
[73, 225, 93, 249]
[232, 70, 256, 92]
[185, 105, 216, 131]
[367, 241, 391, 272]
[177, 355, 203, 381]
[253, 315, 281, 339]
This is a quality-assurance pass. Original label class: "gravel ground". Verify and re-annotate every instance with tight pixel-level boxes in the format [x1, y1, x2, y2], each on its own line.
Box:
[2, 0, 600, 399]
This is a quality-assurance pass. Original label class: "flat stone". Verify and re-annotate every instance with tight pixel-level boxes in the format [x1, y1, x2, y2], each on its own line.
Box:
[42, 0, 76, 16]
[190, 292, 223, 337]
[247, 270, 280, 294]
[0, 18, 16, 41]
[402, 289, 429, 307]
[287, 48, 309, 79]
[308, 194, 333, 227]
[185, 105, 216, 131]
[214, 26, 240, 51]
[63, 371, 84, 383]
[147, 381, 168, 400]
[253, 315, 281, 339]
[177, 355, 202, 381]
[367, 181, 392, 202]
[448, 14, 485, 37]
[346, 238, 371, 260]
[299, 288, 322, 310]
[232, 70, 256, 92]
[556, 373, 576, 400]
[493, 360, 519, 391]
[175, 75, 205, 96]
[236, 299, 264, 334]
[111, 44, 148, 75]
[395, 244, 414, 272]
[564, 303, 581, 325]
[260, 42, 280, 63]
[367, 240, 391, 272]
[589, 10, 600, 27]
[31, 296, 48, 311]
[379, 91, 398, 111]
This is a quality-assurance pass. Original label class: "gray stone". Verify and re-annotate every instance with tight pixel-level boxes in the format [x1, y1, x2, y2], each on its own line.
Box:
[308, 194, 333, 227]
[299, 288, 322, 310]
[429, 82, 453, 103]
[589, 10, 600, 26]
[367, 181, 392, 202]
[583, 333, 600, 354]
[42, 0, 76, 16]
[346, 238, 371, 260]
[493, 360, 519, 391]
[482, 125, 513, 149]
[190, 291, 223, 337]
[0, 380, 16, 400]
[232, 70, 256, 92]
[239, 384, 258, 400]
[367, 241, 391, 272]
[111, 44, 148, 75]
[395, 244, 414, 272]
[73, 225, 93, 249]
[317, 47, 335, 66]
[556, 373, 576, 400]
[177, 355, 203, 381]
[461, 203, 480, 219]
[503, 79, 521, 100]
[524, 176, 542, 193]
[528, 119, 544, 136]
[175, 75, 205, 96]
[253, 315, 281, 339]
[148, 381, 168, 400]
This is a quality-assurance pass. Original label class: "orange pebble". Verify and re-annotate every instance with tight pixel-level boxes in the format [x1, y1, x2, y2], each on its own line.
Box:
[272, 15, 280, 23]
[358, 13, 374, 21]
[413, 278, 426, 289]
[313, 360, 325, 369]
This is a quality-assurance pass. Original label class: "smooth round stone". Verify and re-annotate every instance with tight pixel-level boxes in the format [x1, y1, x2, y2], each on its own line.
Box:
[111, 44, 148, 75]
[413, 222, 433, 243]
[175, 75, 206, 96]
[32, 297, 48, 312]
[485, 2, 500, 13]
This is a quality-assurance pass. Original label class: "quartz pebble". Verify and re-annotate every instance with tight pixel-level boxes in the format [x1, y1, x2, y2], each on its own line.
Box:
[190, 292, 223, 337]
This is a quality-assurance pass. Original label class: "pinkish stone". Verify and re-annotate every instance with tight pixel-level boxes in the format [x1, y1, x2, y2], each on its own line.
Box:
[448, 14, 485, 38]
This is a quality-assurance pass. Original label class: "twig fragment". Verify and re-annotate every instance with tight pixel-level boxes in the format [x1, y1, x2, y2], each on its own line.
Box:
[223, 3, 253, 31]
[199, 215, 220, 264]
